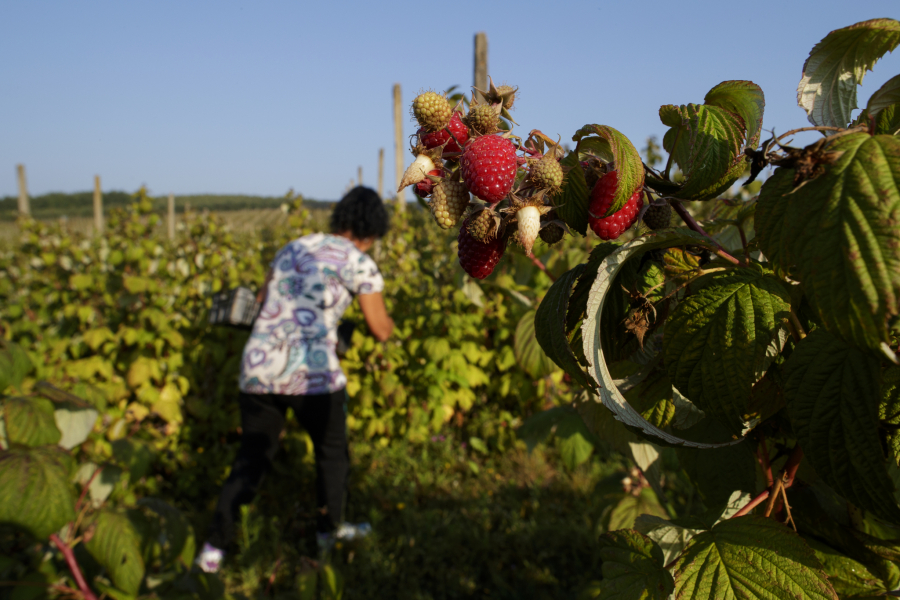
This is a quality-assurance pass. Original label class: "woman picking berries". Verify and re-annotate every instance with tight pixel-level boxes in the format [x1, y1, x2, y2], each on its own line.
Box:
[196, 187, 394, 572]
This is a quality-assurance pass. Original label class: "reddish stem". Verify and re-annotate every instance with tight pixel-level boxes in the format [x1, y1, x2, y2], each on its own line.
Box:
[757, 435, 773, 488]
[732, 490, 770, 518]
[732, 445, 804, 519]
[76, 466, 103, 512]
[670, 200, 745, 267]
[50, 534, 99, 600]
[528, 253, 556, 282]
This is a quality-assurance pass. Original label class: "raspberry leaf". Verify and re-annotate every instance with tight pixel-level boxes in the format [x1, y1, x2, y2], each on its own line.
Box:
[663, 268, 791, 436]
[2, 396, 62, 447]
[704, 80, 766, 149]
[804, 537, 891, 599]
[557, 150, 590, 235]
[798, 18, 900, 127]
[581, 229, 743, 447]
[673, 516, 837, 600]
[881, 366, 900, 465]
[865, 73, 900, 120]
[533, 263, 596, 391]
[596, 529, 674, 600]
[0, 446, 75, 539]
[755, 133, 900, 354]
[85, 509, 146, 596]
[572, 125, 645, 216]
[514, 309, 558, 379]
[784, 329, 900, 525]
[660, 104, 747, 201]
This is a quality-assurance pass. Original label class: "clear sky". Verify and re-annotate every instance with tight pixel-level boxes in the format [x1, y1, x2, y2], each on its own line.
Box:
[2, 0, 899, 203]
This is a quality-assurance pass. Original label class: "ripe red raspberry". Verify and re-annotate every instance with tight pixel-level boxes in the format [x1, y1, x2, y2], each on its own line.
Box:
[459, 135, 518, 204]
[458, 217, 506, 279]
[420, 112, 469, 155]
[414, 169, 443, 198]
[588, 171, 643, 240]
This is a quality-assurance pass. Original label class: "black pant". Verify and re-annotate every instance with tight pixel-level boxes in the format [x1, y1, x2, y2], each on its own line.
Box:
[207, 389, 349, 549]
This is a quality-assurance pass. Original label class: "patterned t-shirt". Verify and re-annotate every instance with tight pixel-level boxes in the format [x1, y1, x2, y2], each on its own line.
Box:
[239, 233, 384, 395]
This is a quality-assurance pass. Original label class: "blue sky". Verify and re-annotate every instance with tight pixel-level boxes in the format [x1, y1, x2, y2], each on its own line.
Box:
[2, 1, 899, 202]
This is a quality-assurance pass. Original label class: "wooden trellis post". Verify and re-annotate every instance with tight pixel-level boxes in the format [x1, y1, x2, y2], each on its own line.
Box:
[378, 148, 384, 199]
[393, 83, 404, 212]
[93, 175, 103, 233]
[474, 32, 488, 101]
[16, 165, 30, 216]
[167, 193, 175, 240]
[358, 166, 363, 187]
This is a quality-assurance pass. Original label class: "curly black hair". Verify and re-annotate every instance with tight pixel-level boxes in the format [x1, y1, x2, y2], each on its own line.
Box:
[329, 186, 390, 239]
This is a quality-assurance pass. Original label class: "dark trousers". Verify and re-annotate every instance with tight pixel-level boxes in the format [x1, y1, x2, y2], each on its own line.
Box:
[207, 389, 349, 549]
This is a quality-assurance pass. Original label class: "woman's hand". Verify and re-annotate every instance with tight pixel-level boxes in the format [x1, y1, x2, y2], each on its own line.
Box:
[358, 292, 394, 342]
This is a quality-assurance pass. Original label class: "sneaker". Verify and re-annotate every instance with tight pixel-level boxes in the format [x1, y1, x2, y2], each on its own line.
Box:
[316, 522, 372, 558]
[194, 542, 224, 573]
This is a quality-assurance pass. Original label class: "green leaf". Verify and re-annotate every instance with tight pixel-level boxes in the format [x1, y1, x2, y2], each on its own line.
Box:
[3, 397, 61, 447]
[554, 411, 596, 470]
[0, 340, 33, 393]
[664, 268, 790, 434]
[54, 401, 99, 450]
[514, 309, 558, 379]
[566, 242, 622, 333]
[873, 103, 900, 135]
[84, 509, 146, 596]
[580, 229, 743, 447]
[558, 150, 590, 235]
[75, 462, 121, 507]
[534, 264, 596, 390]
[804, 536, 889, 598]
[111, 438, 155, 481]
[607, 489, 669, 532]
[596, 529, 674, 600]
[0, 446, 75, 539]
[572, 125, 645, 216]
[866, 73, 900, 120]
[798, 18, 900, 127]
[623, 370, 675, 430]
[673, 515, 837, 600]
[756, 133, 900, 354]
[659, 103, 746, 201]
[675, 418, 759, 507]
[704, 80, 766, 148]
[784, 329, 900, 524]
[881, 366, 900, 465]
[633, 515, 703, 567]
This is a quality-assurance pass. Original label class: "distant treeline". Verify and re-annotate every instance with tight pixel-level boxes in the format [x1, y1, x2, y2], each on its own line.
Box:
[0, 191, 335, 221]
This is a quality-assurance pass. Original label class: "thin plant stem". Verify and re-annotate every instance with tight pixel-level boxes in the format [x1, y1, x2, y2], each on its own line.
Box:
[775, 126, 845, 144]
[50, 534, 98, 600]
[669, 201, 746, 267]
[736, 224, 750, 262]
[757, 434, 774, 488]
[789, 309, 807, 340]
[528, 253, 556, 282]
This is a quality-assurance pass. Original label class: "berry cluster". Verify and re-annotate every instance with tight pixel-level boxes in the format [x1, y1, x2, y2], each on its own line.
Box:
[399, 80, 644, 279]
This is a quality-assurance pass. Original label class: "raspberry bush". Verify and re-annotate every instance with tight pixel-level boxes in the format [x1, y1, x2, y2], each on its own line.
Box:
[406, 19, 900, 599]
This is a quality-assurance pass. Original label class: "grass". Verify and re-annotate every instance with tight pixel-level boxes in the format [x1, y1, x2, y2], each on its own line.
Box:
[183, 430, 633, 600]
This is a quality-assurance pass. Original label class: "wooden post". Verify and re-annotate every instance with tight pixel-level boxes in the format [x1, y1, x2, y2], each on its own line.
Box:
[167, 193, 175, 240]
[93, 175, 103, 233]
[474, 32, 488, 102]
[358, 166, 363, 187]
[378, 148, 384, 199]
[393, 83, 404, 212]
[16, 165, 30, 216]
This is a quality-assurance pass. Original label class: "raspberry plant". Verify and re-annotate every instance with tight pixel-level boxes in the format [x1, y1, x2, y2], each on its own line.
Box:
[412, 18, 900, 599]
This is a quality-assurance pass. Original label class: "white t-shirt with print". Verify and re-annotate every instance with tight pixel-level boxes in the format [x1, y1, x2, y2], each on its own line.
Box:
[239, 233, 384, 395]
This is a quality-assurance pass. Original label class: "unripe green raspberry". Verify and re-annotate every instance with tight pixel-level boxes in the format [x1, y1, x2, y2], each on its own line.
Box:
[412, 91, 453, 132]
[465, 104, 499, 135]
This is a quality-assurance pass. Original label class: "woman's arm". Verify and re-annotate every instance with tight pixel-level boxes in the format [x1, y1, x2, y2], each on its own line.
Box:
[358, 292, 394, 342]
